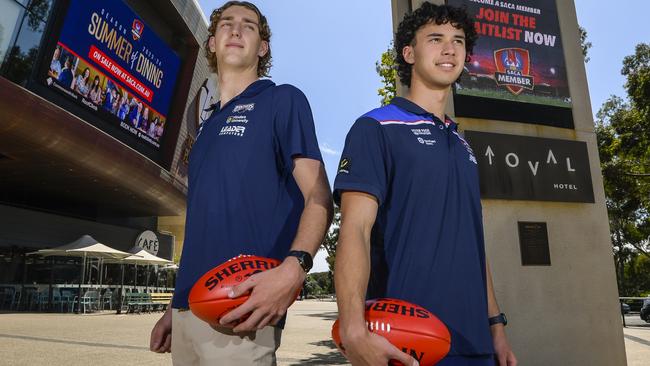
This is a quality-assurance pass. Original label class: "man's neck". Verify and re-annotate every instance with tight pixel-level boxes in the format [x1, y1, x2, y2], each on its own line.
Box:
[217, 68, 259, 107]
[405, 77, 451, 122]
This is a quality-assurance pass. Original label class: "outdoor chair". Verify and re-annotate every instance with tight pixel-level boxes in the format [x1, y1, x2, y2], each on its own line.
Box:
[10, 290, 21, 310]
[36, 290, 49, 311]
[51, 289, 64, 312]
[102, 290, 112, 310]
[0, 287, 15, 309]
[60, 290, 75, 312]
[22, 287, 38, 311]
[77, 290, 99, 313]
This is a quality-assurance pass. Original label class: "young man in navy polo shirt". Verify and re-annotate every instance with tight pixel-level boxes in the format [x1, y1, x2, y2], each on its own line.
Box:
[334, 3, 517, 366]
[149, 2, 333, 364]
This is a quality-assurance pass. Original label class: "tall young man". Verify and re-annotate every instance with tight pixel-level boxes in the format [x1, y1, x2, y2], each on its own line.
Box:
[149, 2, 333, 364]
[334, 3, 517, 366]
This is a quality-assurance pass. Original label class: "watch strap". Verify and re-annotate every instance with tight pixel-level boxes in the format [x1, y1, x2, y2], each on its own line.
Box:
[488, 313, 507, 327]
[287, 250, 313, 273]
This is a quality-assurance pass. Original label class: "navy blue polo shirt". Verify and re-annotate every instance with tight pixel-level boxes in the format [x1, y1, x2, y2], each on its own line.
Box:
[173, 79, 323, 309]
[333, 97, 493, 356]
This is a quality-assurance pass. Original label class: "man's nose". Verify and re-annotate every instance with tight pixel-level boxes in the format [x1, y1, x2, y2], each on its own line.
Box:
[442, 41, 455, 55]
[231, 23, 242, 38]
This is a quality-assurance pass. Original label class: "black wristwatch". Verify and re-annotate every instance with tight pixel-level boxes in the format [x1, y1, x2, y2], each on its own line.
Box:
[488, 313, 508, 327]
[287, 250, 313, 273]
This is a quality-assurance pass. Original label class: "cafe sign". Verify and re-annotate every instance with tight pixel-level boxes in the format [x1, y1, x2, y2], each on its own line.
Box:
[135, 230, 160, 255]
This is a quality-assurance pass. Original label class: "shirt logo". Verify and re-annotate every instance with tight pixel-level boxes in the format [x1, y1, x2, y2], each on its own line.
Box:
[417, 137, 436, 146]
[226, 115, 249, 124]
[411, 128, 431, 136]
[219, 125, 246, 137]
[232, 103, 255, 113]
[338, 157, 351, 174]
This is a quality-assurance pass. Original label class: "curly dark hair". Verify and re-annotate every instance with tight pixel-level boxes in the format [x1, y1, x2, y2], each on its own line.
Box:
[205, 1, 272, 77]
[395, 2, 477, 86]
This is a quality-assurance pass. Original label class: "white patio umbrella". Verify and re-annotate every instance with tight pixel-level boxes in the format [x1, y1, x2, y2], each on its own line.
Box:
[28, 235, 131, 313]
[105, 247, 171, 313]
[124, 248, 172, 293]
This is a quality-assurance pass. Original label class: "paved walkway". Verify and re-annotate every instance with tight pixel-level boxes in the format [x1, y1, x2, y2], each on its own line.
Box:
[0, 301, 647, 365]
[622, 314, 650, 366]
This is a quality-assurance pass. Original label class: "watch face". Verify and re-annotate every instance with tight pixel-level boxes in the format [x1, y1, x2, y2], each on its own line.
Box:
[289, 251, 312, 272]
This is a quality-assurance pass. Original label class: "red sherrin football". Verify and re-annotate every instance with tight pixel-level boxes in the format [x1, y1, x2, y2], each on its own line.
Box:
[332, 298, 451, 366]
[189, 255, 281, 326]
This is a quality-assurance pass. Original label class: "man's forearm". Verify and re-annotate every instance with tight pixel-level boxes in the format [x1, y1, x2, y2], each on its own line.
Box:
[486, 262, 501, 317]
[289, 160, 333, 258]
[335, 192, 379, 337]
[335, 222, 372, 335]
[288, 189, 333, 257]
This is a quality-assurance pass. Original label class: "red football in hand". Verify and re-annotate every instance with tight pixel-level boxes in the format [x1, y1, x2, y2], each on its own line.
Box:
[332, 298, 451, 366]
[188, 254, 281, 326]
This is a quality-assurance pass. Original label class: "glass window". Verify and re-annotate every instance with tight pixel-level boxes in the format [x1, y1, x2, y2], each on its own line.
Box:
[0, 0, 53, 85]
[0, 0, 24, 63]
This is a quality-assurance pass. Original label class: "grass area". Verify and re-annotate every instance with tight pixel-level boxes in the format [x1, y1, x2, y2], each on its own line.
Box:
[457, 88, 572, 108]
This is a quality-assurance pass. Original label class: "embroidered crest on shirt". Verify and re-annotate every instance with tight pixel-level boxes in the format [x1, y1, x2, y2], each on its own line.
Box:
[232, 103, 255, 113]
[219, 125, 246, 137]
[226, 115, 249, 124]
[338, 157, 351, 174]
[411, 128, 432, 136]
[417, 137, 436, 146]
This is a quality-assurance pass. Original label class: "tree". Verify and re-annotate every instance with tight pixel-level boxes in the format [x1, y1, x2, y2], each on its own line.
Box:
[596, 43, 650, 295]
[579, 25, 592, 63]
[376, 42, 397, 106]
[321, 205, 340, 274]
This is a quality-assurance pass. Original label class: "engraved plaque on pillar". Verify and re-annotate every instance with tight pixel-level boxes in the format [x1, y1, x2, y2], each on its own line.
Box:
[518, 221, 551, 266]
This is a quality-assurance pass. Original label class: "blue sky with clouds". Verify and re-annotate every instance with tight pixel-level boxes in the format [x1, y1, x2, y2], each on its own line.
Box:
[196, 0, 648, 272]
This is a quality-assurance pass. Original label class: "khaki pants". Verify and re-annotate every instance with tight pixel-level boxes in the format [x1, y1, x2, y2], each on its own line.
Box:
[172, 309, 282, 366]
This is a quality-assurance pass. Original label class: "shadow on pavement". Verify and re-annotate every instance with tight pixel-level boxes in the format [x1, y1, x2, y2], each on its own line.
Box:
[286, 350, 348, 365]
[301, 311, 339, 321]
[310, 339, 338, 350]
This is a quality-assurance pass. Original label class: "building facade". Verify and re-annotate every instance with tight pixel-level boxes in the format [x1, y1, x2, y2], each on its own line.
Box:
[0, 0, 209, 296]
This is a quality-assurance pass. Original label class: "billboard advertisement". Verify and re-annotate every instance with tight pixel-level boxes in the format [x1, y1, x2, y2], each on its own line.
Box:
[44, 0, 181, 149]
[448, 0, 573, 128]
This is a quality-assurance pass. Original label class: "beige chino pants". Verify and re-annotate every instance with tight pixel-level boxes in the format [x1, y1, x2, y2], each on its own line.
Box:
[172, 309, 282, 366]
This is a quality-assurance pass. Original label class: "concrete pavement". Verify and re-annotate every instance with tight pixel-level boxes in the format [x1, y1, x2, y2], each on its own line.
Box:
[0, 301, 647, 365]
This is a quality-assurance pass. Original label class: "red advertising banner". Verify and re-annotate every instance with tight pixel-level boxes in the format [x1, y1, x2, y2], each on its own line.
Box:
[89, 45, 153, 103]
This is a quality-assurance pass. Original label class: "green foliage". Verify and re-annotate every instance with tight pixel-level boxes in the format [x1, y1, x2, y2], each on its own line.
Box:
[305, 271, 334, 296]
[376, 43, 397, 106]
[321, 205, 340, 274]
[623, 254, 650, 296]
[578, 25, 592, 63]
[596, 43, 650, 295]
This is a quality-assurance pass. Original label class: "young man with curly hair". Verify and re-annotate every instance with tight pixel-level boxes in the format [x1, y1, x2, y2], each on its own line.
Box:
[149, 2, 333, 365]
[334, 3, 517, 365]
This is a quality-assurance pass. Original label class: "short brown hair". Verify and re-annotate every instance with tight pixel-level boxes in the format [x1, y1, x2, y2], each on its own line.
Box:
[205, 1, 272, 77]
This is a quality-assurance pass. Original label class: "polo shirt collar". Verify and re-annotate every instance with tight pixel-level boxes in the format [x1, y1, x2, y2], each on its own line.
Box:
[208, 79, 275, 113]
[390, 97, 458, 129]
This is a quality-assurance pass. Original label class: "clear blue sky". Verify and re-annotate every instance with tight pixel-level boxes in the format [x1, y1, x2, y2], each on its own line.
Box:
[196, 0, 648, 272]
[574, 0, 647, 117]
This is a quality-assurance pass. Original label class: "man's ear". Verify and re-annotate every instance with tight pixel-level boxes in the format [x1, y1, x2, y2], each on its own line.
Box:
[208, 35, 216, 53]
[258, 40, 269, 58]
[403, 45, 415, 65]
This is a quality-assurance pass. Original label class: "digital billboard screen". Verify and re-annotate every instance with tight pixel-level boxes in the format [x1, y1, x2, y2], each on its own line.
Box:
[44, 0, 181, 149]
[447, 0, 573, 128]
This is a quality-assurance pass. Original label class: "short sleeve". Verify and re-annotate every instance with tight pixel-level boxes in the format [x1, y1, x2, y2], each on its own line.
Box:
[333, 117, 389, 206]
[273, 85, 323, 173]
